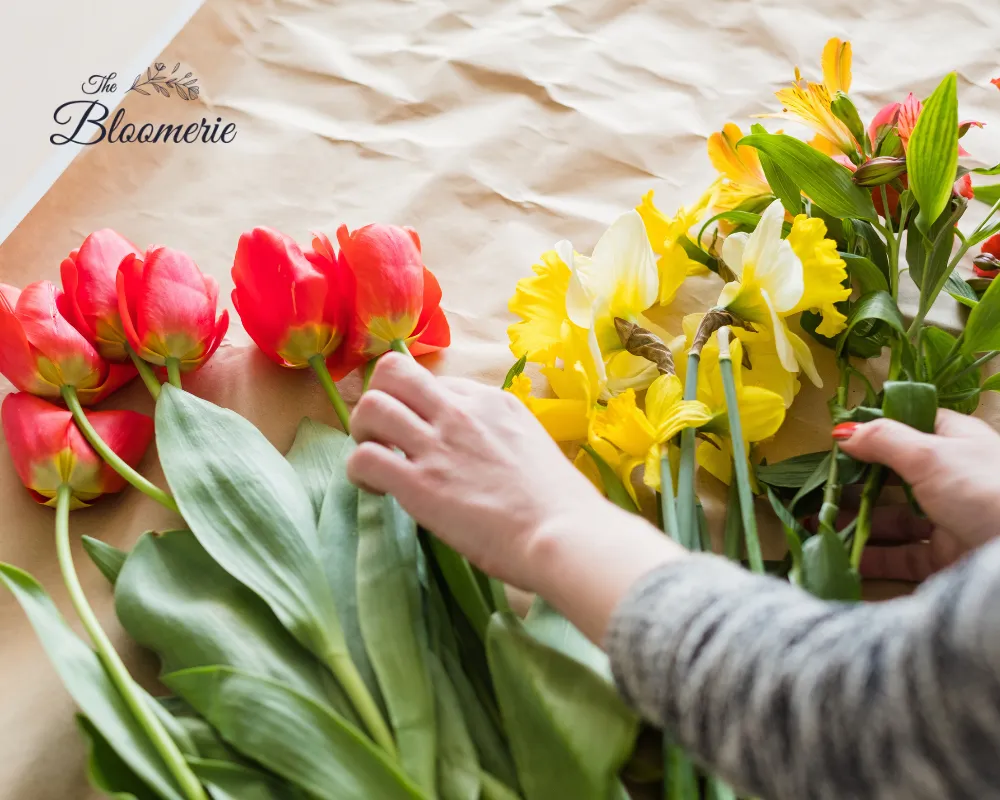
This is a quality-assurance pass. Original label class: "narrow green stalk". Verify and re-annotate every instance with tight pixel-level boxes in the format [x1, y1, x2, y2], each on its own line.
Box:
[362, 358, 378, 392]
[61, 386, 179, 513]
[55, 485, 208, 800]
[717, 330, 764, 574]
[321, 640, 397, 756]
[819, 368, 851, 531]
[850, 465, 886, 569]
[930, 335, 965, 382]
[941, 351, 1000, 388]
[308, 354, 351, 433]
[390, 339, 417, 360]
[665, 742, 698, 800]
[675, 352, 701, 550]
[722, 477, 742, 561]
[125, 343, 161, 399]
[659, 447, 681, 543]
[165, 358, 182, 389]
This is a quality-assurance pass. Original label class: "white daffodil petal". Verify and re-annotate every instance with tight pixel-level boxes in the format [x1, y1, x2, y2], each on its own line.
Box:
[761, 289, 798, 374]
[744, 200, 785, 272]
[591, 210, 660, 312]
[760, 239, 805, 313]
[562, 241, 595, 329]
[789, 330, 823, 388]
[721, 232, 749, 277]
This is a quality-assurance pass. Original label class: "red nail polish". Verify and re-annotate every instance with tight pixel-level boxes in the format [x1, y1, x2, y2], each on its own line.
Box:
[832, 422, 860, 441]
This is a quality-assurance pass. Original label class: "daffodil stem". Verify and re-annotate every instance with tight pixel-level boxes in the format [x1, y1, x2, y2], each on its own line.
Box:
[125, 343, 161, 400]
[659, 449, 681, 544]
[850, 465, 886, 570]
[389, 339, 416, 360]
[675, 352, 701, 551]
[61, 386, 179, 513]
[717, 330, 764, 575]
[165, 358, 182, 390]
[819, 368, 851, 532]
[54, 485, 208, 800]
[308, 355, 351, 433]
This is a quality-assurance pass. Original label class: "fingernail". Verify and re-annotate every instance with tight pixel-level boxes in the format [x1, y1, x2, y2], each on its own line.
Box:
[832, 422, 860, 441]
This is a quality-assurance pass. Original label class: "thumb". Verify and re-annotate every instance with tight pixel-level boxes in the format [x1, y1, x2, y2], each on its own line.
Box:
[834, 418, 938, 485]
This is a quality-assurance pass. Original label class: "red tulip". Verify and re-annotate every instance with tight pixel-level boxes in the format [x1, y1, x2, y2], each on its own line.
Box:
[333, 223, 450, 360]
[231, 227, 355, 373]
[2, 392, 153, 508]
[117, 246, 229, 371]
[0, 281, 135, 403]
[869, 94, 982, 156]
[60, 229, 142, 361]
[982, 234, 1000, 261]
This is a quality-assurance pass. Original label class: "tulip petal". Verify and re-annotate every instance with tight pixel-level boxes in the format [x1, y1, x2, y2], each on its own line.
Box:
[60, 255, 91, 338]
[413, 267, 443, 338]
[80, 362, 138, 405]
[88, 408, 154, 493]
[409, 306, 451, 356]
[0, 285, 49, 394]
[194, 309, 230, 369]
[136, 247, 218, 356]
[116, 260, 144, 353]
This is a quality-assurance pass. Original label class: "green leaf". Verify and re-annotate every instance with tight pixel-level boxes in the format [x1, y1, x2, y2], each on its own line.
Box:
[285, 417, 349, 520]
[835, 291, 906, 357]
[0, 564, 185, 800]
[963, 273, 1000, 355]
[755, 451, 829, 488]
[523, 597, 611, 680]
[974, 183, 1000, 207]
[830, 92, 867, 153]
[842, 252, 889, 294]
[115, 530, 356, 719]
[982, 373, 1000, 393]
[945, 272, 979, 309]
[426, 535, 493, 641]
[973, 164, 1000, 177]
[156, 387, 351, 680]
[501, 356, 527, 390]
[356, 491, 437, 792]
[486, 614, 638, 800]
[765, 489, 805, 586]
[579, 444, 637, 513]
[77, 716, 160, 800]
[82, 536, 128, 586]
[428, 653, 481, 800]
[923, 328, 980, 413]
[800, 526, 861, 600]
[882, 381, 938, 433]
[738, 132, 876, 220]
[164, 667, 424, 800]
[908, 74, 959, 232]
[187, 758, 298, 800]
[751, 123, 802, 215]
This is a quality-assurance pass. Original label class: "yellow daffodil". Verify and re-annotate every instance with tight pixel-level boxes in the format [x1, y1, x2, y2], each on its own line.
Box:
[758, 37, 856, 155]
[716, 200, 849, 389]
[707, 123, 772, 212]
[636, 185, 717, 305]
[588, 374, 712, 501]
[508, 210, 664, 398]
[674, 337, 786, 485]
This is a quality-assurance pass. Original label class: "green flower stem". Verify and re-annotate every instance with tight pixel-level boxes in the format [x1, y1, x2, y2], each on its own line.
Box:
[819, 368, 851, 532]
[362, 358, 378, 392]
[675, 351, 701, 551]
[125, 343, 161, 400]
[308, 355, 351, 433]
[165, 358, 183, 390]
[54, 485, 208, 800]
[941, 350, 1000, 389]
[389, 339, 416, 360]
[320, 639, 397, 757]
[659, 447, 681, 543]
[61, 386, 179, 514]
[850, 465, 887, 570]
[717, 329, 764, 574]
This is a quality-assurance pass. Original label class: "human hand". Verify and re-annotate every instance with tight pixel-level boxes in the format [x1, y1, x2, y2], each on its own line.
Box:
[834, 409, 1000, 573]
[346, 353, 623, 591]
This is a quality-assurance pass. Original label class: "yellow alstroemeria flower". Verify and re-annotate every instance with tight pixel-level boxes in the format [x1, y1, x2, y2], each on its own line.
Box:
[758, 37, 856, 155]
[716, 200, 849, 389]
[675, 338, 786, 485]
[589, 374, 713, 501]
[707, 123, 772, 212]
[636, 185, 717, 305]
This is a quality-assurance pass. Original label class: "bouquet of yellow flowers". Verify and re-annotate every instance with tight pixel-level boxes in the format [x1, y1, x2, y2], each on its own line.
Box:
[507, 38, 1000, 796]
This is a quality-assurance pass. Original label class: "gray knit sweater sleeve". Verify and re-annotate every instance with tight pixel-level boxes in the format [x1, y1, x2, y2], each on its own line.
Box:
[604, 538, 1000, 800]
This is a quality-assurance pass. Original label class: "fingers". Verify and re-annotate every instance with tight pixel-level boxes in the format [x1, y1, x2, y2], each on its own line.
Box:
[368, 352, 449, 421]
[860, 543, 936, 582]
[803, 504, 933, 543]
[351, 389, 436, 458]
[346, 441, 417, 496]
[934, 408, 996, 438]
[835, 418, 938, 485]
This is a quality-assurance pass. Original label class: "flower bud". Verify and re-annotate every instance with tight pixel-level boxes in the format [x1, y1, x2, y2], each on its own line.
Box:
[830, 92, 866, 152]
[973, 253, 1000, 279]
[852, 156, 907, 187]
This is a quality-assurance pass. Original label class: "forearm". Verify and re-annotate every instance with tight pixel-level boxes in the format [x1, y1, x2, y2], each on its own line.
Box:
[604, 543, 1000, 800]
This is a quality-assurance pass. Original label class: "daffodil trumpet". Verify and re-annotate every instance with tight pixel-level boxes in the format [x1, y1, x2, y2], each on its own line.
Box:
[60, 384, 179, 513]
[717, 328, 764, 575]
[53, 484, 209, 800]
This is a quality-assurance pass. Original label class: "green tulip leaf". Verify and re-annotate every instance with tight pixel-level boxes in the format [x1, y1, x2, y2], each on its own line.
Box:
[428, 653, 482, 800]
[0, 564, 185, 800]
[76, 715, 160, 800]
[285, 417, 349, 520]
[908, 74, 959, 232]
[486, 613, 639, 800]
[164, 667, 424, 800]
[187, 758, 300, 800]
[81, 535, 128, 586]
[800, 525, 861, 601]
[523, 598, 611, 681]
[426, 534, 493, 641]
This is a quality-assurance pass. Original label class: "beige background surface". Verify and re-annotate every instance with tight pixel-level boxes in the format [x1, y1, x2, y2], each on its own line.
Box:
[2, 0, 1000, 796]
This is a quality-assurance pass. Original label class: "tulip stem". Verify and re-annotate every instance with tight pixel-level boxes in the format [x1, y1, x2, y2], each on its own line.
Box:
[308, 355, 351, 433]
[717, 329, 764, 575]
[165, 358, 183, 390]
[54, 485, 208, 800]
[362, 358, 378, 392]
[61, 386, 179, 514]
[390, 339, 416, 360]
[125, 344, 161, 400]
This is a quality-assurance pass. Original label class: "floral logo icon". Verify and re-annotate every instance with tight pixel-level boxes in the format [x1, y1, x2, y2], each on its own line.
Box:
[127, 63, 199, 100]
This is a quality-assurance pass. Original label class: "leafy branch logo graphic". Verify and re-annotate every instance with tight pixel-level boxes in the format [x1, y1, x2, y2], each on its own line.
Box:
[128, 63, 200, 100]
